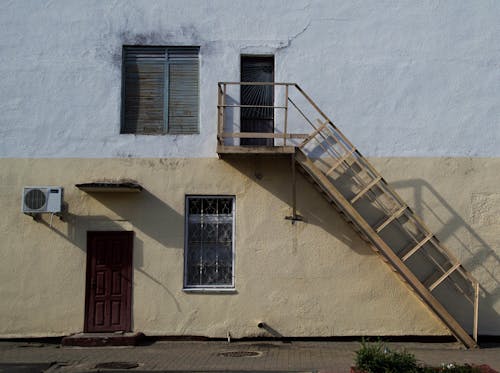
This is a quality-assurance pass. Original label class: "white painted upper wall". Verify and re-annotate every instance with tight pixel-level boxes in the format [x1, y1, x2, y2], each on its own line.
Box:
[0, 0, 499, 158]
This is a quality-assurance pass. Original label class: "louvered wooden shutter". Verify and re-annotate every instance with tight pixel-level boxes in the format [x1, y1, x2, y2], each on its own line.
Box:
[167, 48, 199, 134]
[123, 47, 166, 134]
[122, 47, 199, 134]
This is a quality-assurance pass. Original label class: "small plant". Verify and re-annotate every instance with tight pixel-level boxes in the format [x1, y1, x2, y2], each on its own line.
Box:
[354, 340, 484, 373]
[354, 339, 419, 373]
[420, 364, 481, 373]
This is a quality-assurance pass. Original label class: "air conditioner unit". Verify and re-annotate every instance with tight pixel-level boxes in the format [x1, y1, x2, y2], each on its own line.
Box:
[22, 187, 63, 214]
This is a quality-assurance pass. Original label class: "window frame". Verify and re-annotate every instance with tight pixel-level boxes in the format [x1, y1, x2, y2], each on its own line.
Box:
[183, 195, 236, 291]
[120, 45, 200, 135]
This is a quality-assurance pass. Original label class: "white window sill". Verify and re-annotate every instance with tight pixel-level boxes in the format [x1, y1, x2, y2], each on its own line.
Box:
[183, 288, 237, 294]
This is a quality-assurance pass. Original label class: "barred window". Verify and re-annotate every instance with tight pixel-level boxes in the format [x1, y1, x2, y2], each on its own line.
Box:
[184, 196, 235, 289]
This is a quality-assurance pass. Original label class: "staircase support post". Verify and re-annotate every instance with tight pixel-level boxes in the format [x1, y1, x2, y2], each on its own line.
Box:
[285, 152, 302, 223]
[474, 281, 479, 342]
[284, 85, 289, 146]
[292, 152, 297, 219]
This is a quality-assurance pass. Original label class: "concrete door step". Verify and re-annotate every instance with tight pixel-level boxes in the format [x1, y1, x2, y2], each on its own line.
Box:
[61, 332, 145, 347]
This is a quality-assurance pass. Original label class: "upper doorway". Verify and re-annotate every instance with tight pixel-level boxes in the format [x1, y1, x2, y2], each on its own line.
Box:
[240, 56, 274, 146]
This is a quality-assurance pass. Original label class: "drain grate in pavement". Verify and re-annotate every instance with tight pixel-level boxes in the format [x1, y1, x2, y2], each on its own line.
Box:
[218, 351, 262, 358]
[95, 361, 139, 369]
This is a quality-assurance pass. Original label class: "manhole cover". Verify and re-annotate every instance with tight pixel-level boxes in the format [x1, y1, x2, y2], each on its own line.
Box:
[95, 361, 139, 369]
[218, 351, 261, 358]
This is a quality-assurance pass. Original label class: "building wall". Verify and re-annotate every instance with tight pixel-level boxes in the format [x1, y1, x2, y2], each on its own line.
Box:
[1, 1, 498, 158]
[0, 1, 499, 337]
[0, 157, 446, 338]
[0, 157, 499, 337]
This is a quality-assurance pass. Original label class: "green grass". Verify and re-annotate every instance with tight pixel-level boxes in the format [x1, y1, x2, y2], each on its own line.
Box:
[354, 339, 481, 373]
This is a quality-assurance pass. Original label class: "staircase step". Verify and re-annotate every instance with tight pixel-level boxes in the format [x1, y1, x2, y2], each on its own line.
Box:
[375, 205, 408, 233]
[62, 332, 145, 347]
[298, 120, 328, 148]
[325, 148, 357, 176]
[429, 263, 461, 291]
[401, 233, 433, 262]
[351, 176, 382, 204]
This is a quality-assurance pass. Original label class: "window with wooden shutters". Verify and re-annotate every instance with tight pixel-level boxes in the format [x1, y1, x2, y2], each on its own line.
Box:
[122, 46, 199, 134]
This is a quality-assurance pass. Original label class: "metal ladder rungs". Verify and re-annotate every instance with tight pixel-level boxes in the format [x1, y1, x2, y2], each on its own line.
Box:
[350, 176, 382, 204]
[429, 263, 461, 292]
[375, 205, 408, 233]
[402, 233, 433, 262]
[298, 120, 329, 148]
[325, 148, 357, 176]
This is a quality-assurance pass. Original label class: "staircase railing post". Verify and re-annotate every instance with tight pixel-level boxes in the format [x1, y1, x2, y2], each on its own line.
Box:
[284, 84, 289, 146]
[292, 151, 296, 219]
[222, 84, 226, 142]
[217, 83, 223, 144]
[473, 281, 479, 343]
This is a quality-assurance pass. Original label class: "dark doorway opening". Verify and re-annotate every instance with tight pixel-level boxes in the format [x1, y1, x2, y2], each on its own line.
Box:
[85, 231, 133, 333]
[240, 55, 275, 146]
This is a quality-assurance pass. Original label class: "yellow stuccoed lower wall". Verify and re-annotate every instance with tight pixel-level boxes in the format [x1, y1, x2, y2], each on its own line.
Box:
[0, 157, 498, 338]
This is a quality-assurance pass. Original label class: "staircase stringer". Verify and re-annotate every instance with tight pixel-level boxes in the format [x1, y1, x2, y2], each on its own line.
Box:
[295, 149, 478, 349]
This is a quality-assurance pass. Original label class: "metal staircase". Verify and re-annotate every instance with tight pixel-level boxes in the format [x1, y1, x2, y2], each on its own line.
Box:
[217, 82, 480, 348]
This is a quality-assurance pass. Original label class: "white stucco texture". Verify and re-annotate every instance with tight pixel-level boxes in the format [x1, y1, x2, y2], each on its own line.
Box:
[1, 0, 499, 158]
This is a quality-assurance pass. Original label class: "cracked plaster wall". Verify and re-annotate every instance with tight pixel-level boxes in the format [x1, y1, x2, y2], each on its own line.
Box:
[1, 0, 499, 158]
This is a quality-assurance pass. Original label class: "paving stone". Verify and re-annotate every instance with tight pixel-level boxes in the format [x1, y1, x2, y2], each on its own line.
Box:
[0, 340, 497, 372]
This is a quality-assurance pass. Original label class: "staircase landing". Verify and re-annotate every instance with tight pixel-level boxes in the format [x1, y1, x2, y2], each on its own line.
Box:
[217, 145, 296, 156]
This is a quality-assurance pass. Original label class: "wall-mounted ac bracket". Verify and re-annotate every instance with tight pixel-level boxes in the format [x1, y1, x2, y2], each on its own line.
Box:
[285, 214, 304, 224]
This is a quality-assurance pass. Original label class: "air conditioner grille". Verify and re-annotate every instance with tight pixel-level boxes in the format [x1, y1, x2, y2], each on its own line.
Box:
[24, 189, 47, 210]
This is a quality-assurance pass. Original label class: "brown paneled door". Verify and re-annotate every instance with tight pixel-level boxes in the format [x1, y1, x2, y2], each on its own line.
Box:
[85, 231, 133, 332]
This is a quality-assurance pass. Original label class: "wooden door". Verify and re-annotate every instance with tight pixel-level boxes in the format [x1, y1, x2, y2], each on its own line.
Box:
[85, 231, 133, 332]
[240, 56, 274, 146]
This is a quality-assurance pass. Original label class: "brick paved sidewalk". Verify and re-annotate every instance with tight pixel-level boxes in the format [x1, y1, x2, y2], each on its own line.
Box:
[0, 340, 498, 372]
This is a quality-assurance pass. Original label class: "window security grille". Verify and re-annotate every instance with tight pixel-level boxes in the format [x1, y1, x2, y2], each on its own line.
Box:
[185, 196, 234, 288]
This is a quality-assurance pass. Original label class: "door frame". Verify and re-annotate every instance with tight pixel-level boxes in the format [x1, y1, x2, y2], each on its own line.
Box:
[240, 54, 275, 146]
[84, 231, 133, 333]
